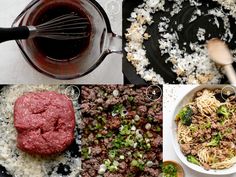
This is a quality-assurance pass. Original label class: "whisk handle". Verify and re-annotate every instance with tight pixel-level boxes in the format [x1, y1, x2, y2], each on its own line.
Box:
[0, 26, 30, 43]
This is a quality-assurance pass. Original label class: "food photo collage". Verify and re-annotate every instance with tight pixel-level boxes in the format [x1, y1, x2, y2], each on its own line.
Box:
[0, 0, 236, 177]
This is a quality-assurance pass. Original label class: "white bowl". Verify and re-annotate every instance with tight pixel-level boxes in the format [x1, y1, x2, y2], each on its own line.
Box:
[171, 85, 236, 175]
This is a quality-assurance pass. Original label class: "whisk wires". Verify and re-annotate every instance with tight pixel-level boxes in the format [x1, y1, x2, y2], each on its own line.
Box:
[33, 13, 90, 40]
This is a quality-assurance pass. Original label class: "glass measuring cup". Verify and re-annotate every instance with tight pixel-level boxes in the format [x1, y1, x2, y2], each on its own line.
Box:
[12, 0, 122, 80]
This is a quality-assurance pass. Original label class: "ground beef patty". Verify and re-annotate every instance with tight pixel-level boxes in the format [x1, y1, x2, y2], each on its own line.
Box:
[14, 91, 75, 155]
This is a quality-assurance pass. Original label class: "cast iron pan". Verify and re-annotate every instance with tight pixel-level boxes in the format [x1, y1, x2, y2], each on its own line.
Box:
[123, 0, 236, 84]
[0, 85, 81, 177]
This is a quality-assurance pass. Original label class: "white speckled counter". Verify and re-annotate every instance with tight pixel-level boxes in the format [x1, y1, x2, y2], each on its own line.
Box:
[0, 0, 123, 84]
[163, 85, 236, 177]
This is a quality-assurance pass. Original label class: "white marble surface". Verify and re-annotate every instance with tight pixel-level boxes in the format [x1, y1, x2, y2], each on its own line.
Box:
[0, 0, 123, 84]
[163, 85, 236, 177]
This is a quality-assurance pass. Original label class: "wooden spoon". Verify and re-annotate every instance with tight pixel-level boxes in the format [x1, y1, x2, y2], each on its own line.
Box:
[207, 38, 236, 84]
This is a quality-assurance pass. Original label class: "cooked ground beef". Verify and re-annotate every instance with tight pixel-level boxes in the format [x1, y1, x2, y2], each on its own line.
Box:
[81, 85, 163, 177]
[14, 91, 75, 155]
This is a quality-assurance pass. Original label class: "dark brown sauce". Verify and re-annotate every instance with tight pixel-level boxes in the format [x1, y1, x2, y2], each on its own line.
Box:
[33, 3, 91, 60]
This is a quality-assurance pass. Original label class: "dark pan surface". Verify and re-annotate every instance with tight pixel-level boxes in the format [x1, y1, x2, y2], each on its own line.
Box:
[0, 85, 81, 177]
[123, 0, 236, 84]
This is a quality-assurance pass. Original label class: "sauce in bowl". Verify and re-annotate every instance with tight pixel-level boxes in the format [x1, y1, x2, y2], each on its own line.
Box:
[32, 2, 92, 60]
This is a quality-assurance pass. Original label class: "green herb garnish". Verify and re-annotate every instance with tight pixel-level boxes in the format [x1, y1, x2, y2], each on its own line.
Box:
[131, 160, 145, 171]
[112, 104, 126, 117]
[163, 164, 177, 177]
[127, 96, 134, 102]
[120, 125, 131, 135]
[109, 150, 117, 159]
[156, 126, 161, 132]
[81, 147, 90, 159]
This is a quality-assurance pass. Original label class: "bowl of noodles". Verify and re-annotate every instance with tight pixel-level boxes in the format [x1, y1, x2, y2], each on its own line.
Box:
[172, 85, 236, 175]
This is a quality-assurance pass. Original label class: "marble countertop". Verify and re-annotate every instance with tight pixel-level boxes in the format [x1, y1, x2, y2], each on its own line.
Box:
[0, 0, 123, 84]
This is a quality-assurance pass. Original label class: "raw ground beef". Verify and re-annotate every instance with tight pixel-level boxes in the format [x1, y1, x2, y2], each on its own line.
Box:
[14, 91, 75, 155]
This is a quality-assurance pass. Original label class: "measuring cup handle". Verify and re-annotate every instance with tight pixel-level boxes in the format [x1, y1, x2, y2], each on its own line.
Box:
[107, 33, 122, 54]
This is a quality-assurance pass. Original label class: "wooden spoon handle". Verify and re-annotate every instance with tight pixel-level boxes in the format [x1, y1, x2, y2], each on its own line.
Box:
[224, 64, 236, 84]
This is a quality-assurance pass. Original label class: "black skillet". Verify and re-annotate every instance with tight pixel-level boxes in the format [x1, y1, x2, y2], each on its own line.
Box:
[0, 85, 81, 177]
[123, 0, 236, 84]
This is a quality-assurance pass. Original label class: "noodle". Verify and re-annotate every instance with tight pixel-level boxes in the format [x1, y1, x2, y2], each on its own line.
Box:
[211, 157, 236, 169]
[198, 148, 210, 165]
[176, 88, 236, 170]
[196, 89, 222, 116]
[177, 122, 192, 143]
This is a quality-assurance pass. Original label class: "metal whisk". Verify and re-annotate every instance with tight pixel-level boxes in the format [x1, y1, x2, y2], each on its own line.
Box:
[0, 14, 90, 43]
